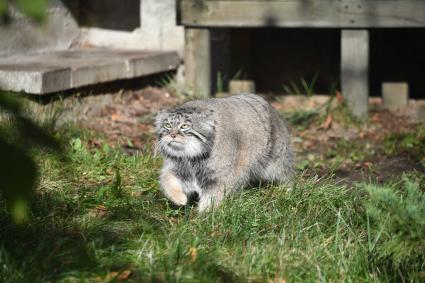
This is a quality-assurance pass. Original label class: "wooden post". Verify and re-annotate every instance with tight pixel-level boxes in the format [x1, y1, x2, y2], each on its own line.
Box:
[341, 30, 369, 119]
[184, 28, 211, 98]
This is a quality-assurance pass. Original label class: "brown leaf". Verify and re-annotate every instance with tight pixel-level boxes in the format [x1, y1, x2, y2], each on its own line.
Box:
[88, 205, 109, 219]
[104, 272, 119, 281]
[371, 114, 380, 123]
[335, 90, 344, 103]
[188, 247, 198, 263]
[364, 161, 373, 167]
[117, 270, 132, 281]
[268, 277, 287, 283]
[358, 131, 366, 139]
[111, 113, 136, 124]
[320, 112, 333, 130]
[88, 139, 102, 148]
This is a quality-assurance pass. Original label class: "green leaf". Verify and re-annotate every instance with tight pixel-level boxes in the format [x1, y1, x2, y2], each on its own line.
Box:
[0, 0, 7, 17]
[290, 81, 301, 95]
[15, 0, 48, 22]
[72, 138, 83, 151]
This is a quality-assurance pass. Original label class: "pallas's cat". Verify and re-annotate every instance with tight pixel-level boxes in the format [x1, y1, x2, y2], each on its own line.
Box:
[155, 93, 293, 211]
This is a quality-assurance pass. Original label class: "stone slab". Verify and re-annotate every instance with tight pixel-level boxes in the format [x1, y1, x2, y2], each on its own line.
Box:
[229, 80, 256, 95]
[0, 48, 180, 94]
[382, 82, 409, 108]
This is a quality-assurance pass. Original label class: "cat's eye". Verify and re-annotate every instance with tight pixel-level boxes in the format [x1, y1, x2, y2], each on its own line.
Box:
[163, 123, 172, 129]
[180, 123, 191, 130]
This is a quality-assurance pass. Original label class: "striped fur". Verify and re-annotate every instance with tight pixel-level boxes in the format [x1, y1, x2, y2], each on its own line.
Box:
[155, 93, 293, 212]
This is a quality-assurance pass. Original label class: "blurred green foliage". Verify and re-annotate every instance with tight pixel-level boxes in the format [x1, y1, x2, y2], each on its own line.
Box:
[0, 0, 54, 223]
[0, 0, 6, 16]
[0, 93, 60, 223]
[0, 0, 48, 23]
[283, 72, 319, 96]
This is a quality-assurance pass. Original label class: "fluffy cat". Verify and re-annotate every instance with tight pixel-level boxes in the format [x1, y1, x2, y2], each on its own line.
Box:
[155, 93, 293, 212]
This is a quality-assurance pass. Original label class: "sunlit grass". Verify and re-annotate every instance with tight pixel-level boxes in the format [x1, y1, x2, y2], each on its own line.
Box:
[0, 127, 424, 282]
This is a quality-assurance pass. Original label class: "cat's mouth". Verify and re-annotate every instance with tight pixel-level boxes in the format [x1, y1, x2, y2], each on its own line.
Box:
[168, 140, 184, 149]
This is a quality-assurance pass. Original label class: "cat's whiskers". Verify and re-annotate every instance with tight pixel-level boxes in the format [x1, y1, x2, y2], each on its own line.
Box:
[188, 130, 213, 151]
[155, 137, 169, 156]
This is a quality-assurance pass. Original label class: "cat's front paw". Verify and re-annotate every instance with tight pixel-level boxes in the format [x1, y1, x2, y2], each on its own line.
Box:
[161, 173, 188, 206]
[168, 190, 188, 206]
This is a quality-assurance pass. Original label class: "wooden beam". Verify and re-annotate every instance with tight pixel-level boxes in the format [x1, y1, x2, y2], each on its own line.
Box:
[185, 28, 211, 97]
[341, 30, 369, 119]
[178, 0, 425, 28]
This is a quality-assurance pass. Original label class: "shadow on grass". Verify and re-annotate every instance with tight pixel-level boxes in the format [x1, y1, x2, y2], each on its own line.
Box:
[0, 217, 97, 281]
[0, 189, 165, 282]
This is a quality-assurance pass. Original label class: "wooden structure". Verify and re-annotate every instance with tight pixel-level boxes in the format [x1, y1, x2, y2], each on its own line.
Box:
[0, 0, 183, 95]
[0, 49, 179, 94]
[178, 0, 425, 118]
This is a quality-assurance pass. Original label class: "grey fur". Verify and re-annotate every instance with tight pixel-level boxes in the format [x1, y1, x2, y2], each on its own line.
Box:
[155, 93, 293, 212]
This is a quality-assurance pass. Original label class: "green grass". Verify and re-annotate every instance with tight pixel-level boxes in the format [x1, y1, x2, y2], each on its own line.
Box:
[282, 72, 319, 97]
[383, 125, 425, 166]
[0, 126, 424, 282]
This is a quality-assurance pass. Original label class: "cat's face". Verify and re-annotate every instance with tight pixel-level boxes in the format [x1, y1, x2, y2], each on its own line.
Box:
[155, 107, 215, 158]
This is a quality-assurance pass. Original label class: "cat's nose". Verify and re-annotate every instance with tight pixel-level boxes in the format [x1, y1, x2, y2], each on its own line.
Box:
[170, 133, 177, 138]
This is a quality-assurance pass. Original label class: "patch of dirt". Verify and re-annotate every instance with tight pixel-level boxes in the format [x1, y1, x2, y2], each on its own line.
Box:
[284, 95, 424, 185]
[77, 87, 180, 150]
[30, 86, 182, 152]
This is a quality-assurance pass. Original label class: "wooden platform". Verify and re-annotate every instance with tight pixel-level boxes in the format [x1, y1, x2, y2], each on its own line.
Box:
[178, 0, 425, 119]
[178, 0, 425, 28]
[0, 48, 180, 94]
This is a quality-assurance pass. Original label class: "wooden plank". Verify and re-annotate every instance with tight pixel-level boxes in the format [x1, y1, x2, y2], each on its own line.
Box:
[341, 30, 369, 119]
[184, 28, 211, 97]
[178, 0, 425, 28]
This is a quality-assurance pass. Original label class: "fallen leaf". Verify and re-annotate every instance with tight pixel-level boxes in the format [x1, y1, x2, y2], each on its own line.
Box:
[88, 139, 102, 148]
[88, 205, 109, 218]
[111, 113, 136, 124]
[268, 277, 287, 283]
[307, 99, 318, 109]
[188, 247, 198, 263]
[104, 272, 119, 281]
[319, 112, 333, 130]
[371, 114, 380, 123]
[117, 270, 132, 281]
[335, 90, 344, 104]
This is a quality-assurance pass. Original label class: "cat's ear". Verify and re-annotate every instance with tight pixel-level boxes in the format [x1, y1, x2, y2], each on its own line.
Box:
[155, 109, 168, 126]
[194, 108, 214, 119]
[156, 108, 168, 117]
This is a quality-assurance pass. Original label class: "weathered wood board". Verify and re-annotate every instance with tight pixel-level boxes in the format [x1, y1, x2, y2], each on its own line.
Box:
[178, 0, 425, 28]
[185, 29, 211, 97]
